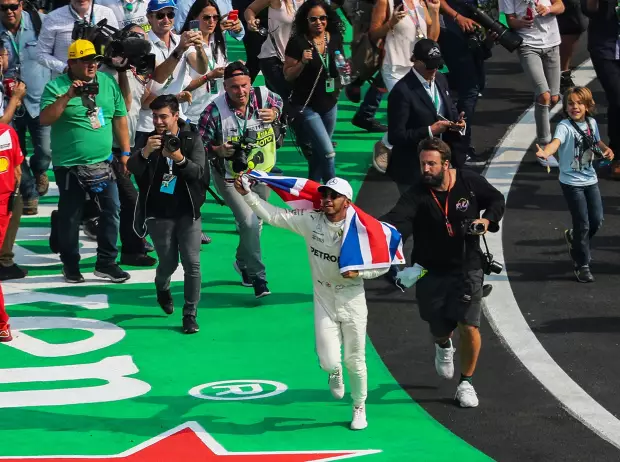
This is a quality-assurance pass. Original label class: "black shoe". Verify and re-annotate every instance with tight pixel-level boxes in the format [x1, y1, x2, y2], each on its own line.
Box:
[120, 253, 157, 267]
[345, 83, 362, 103]
[94, 264, 130, 283]
[50, 210, 59, 254]
[183, 315, 200, 334]
[482, 284, 492, 298]
[575, 265, 594, 283]
[201, 232, 212, 245]
[143, 239, 155, 253]
[82, 218, 98, 240]
[352, 115, 388, 133]
[63, 266, 85, 284]
[560, 70, 575, 94]
[157, 289, 174, 315]
[465, 151, 488, 167]
[233, 261, 252, 287]
[253, 279, 271, 298]
[0, 264, 28, 281]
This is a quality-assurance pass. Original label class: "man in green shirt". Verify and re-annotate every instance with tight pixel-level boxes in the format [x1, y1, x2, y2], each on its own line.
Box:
[40, 39, 131, 284]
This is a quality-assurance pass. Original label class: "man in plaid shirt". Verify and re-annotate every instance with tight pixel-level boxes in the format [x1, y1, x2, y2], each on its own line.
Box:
[198, 61, 282, 299]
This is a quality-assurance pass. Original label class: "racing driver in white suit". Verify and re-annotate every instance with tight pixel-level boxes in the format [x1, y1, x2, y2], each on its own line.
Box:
[235, 176, 388, 431]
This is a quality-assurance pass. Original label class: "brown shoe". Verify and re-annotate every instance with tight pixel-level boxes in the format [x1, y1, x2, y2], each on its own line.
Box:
[372, 141, 391, 174]
[611, 161, 620, 180]
[23, 198, 38, 215]
[36, 172, 50, 196]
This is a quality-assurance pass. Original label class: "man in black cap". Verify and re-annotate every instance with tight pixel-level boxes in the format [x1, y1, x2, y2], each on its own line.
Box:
[198, 61, 283, 299]
[386, 39, 466, 194]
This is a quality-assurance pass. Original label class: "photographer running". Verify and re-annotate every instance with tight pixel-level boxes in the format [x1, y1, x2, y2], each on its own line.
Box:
[382, 138, 505, 408]
[198, 61, 282, 298]
[128, 95, 208, 334]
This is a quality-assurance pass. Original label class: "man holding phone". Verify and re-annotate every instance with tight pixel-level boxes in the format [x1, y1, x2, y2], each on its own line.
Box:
[385, 39, 466, 194]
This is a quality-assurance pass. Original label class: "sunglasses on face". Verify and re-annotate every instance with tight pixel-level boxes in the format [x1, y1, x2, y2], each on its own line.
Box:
[202, 14, 219, 21]
[320, 190, 342, 200]
[308, 15, 327, 23]
[76, 57, 98, 63]
[0, 4, 20, 11]
[154, 11, 175, 20]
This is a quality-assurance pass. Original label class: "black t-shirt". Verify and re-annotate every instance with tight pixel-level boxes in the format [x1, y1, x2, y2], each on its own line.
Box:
[285, 33, 343, 113]
[146, 153, 194, 219]
[382, 169, 506, 273]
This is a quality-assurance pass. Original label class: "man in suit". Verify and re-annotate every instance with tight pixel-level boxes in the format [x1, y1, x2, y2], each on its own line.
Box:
[386, 39, 466, 194]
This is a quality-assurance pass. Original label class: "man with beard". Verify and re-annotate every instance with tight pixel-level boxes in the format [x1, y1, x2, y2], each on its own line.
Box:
[382, 137, 504, 408]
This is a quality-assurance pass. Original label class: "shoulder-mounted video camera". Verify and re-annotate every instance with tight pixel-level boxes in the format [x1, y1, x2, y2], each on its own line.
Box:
[72, 19, 156, 76]
[461, 219, 503, 275]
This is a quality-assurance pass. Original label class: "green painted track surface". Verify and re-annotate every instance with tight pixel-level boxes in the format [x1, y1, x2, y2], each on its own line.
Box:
[0, 26, 493, 461]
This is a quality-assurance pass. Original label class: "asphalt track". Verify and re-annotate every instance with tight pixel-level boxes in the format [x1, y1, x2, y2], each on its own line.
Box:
[357, 42, 620, 460]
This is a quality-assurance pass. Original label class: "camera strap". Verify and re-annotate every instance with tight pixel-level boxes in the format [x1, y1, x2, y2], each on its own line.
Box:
[429, 178, 455, 237]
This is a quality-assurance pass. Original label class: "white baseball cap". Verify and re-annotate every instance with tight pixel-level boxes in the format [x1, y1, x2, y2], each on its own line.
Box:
[318, 177, 353, 200]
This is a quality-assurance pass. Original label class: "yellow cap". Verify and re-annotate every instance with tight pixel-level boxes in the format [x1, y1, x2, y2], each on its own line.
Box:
[68, 39, 101, 60]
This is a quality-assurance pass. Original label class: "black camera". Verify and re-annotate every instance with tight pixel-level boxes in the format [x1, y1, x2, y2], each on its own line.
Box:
[482, 252, 503, 275]
[73, 20, 156, 76]
[457, 1, 523, 52]
[462, 218, 486, 235]
[230, 131, 262, 173]
[162, 132, 181, 152]
[76, 82, 99, 96]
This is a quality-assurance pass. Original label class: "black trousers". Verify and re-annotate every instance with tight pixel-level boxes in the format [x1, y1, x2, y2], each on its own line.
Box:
[111, 152, 146, 255]
[591, 57, 620, 153]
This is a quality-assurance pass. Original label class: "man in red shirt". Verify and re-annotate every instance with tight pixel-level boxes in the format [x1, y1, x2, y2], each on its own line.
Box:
[0, 123, 23, 342]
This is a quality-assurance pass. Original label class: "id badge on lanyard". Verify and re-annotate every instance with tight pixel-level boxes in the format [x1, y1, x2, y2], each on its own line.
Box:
[160, 158, 177, 194]
[430, 188, 454, 237]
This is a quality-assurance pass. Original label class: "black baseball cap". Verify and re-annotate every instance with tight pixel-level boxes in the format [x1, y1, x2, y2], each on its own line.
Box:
[224, 61, 251, 80]
[411, 39, 444, 70]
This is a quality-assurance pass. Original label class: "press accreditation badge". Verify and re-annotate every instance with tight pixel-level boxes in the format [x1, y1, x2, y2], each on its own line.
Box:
[325, 78, 335, 93]
[88, 108, 104, 129]
[160, 173, 177, 194]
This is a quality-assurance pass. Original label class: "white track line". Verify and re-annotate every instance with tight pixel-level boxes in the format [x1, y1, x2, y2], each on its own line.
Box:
[483, 59, 620, 449]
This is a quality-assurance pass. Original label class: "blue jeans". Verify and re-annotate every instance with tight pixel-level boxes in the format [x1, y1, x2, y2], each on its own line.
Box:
[356, 74, 384, 120]
[560, 182, 604, 267]
[439, 19, 486, 151]
[54, 167, 121, 270]
[301, 105, 337, 183]
[14, 109, 51, 201]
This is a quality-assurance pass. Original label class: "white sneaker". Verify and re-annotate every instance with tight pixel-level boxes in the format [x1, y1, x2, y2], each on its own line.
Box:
[434, 340, 455, 379]
[350, 405, 368, 430]
[328, 368, 345, 400]
[455, 381, 479, 408]
[372, 141, 391, 174]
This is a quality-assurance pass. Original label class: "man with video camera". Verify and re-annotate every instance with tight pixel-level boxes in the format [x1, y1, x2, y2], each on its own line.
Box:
[128, 95, 208, 335]
[40, 39, 131, 284]
[198, 61, 282, 299]
[382, 137, 504, 408]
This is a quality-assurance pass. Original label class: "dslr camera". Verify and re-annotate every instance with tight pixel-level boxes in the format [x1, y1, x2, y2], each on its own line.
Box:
[162, 131, 181, 152]
[229, 130, 263, 173]
[462, 219, 503, 275]
[76, 82, 99, 96]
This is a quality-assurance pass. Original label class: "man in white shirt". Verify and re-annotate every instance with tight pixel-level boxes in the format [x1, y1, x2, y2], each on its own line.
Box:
[36, 0, 119, 76]
[100, 0, 150, 31]
[134, 0, 207, 149]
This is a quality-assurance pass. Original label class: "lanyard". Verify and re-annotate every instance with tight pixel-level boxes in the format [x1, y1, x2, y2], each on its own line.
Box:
[234, 100, 250, 136]
[403, 0, 425, 37]
[70, 4, 95, 25]
[166, 157, 173, 174]
[430, 81, 440, 111]
[206, 39, 217, 71]
[429, 180, 454, 237]
[309, 33, 329, 71]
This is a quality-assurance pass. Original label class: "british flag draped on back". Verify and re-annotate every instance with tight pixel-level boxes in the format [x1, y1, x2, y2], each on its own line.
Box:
[247, 171, 406, 272]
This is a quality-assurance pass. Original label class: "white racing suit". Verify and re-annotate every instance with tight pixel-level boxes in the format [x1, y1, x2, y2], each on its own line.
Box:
[243, 192, 388, 406]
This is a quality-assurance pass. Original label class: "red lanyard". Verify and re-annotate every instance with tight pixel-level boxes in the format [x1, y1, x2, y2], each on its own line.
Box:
[430, 183, 454, 237]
